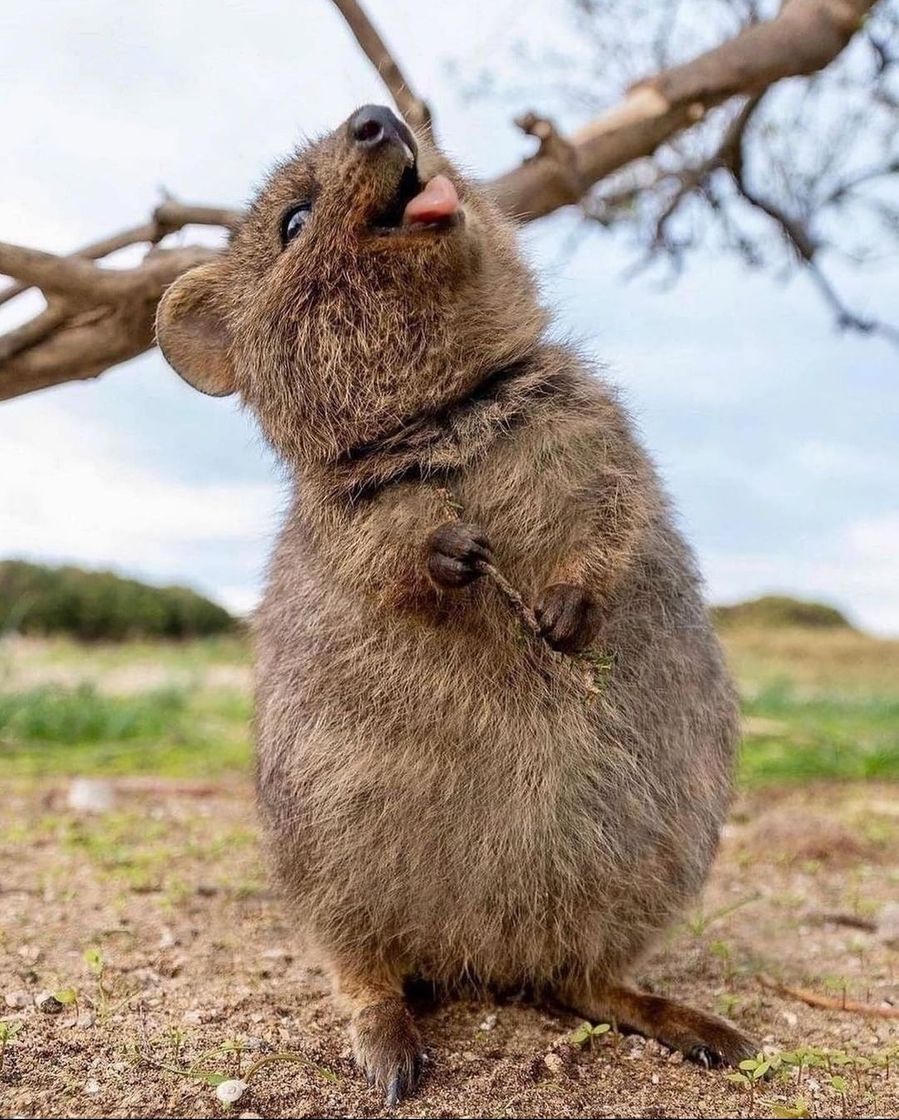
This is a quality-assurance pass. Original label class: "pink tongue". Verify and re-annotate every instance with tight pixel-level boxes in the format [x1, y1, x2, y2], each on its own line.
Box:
[403, 174, 460, 225]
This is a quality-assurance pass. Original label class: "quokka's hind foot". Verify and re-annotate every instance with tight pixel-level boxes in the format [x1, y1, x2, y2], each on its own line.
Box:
[335, 967, 425, 1108]
[558, 979, 759, 1069]
[351, 995, 424, 1107]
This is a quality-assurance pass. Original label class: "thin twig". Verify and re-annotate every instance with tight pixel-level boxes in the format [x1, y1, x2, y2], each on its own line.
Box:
[478, 561, 609, 702]
[758, 974, 899, 1020]
[329, 0, 431, 134]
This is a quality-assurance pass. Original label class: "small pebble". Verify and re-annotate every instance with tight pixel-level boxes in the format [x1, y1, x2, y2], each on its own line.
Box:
[877, 901, 899, 946]
[67, 777, 115, 814]
[4, 990, 31, 1009]
[158, 927, 177, 950]
[478, 1013, 498, 1031]
[84, 1079, 101, 1096]
[543, 1052, 564, 1075]
[17, 944, 41, 966]
[36, 991, 63, 1015]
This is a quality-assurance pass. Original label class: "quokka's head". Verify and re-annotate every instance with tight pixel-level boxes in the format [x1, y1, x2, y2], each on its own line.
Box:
[157, 105, 546, 464]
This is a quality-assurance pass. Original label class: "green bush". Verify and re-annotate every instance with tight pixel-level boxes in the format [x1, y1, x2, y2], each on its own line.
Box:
[712, 594, 851, 631]
[0, 560, 235, 641]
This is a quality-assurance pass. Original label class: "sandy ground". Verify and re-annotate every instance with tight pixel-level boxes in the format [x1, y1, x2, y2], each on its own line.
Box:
[1, 780, 897, 1119]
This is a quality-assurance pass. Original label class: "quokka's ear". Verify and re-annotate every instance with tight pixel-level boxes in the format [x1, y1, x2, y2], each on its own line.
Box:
[156, 262, 236, 397]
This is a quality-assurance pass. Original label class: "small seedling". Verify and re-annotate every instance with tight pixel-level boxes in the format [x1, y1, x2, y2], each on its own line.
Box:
[716, 992, 742, 1018]
[0, 1020, 23, 1075]
[827, 1073, 849, 1118]
[710, 938, 740, 983]
[686, 893, 759, 937]
[166, 1026, 187, 1063]
[727, 1054, 773, 1115]
[135, 1045, 339, 1111]
[569, 1021, 612, 1050]
[220, 1038, 247, 1077]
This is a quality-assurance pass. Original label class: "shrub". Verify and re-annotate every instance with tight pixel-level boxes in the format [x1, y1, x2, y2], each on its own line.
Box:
[0, 560, 235, 641]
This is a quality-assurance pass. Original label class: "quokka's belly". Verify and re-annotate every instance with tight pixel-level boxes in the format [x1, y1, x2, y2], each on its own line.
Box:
[257, 570, 734, 982]
[259, 645, 712, 981]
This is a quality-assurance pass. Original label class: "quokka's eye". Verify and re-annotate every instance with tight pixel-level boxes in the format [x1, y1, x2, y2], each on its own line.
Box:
[281, 203, 311, 244]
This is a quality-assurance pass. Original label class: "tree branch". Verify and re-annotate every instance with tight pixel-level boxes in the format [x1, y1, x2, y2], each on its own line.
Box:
[329, 0, 432, 134]
[729, 113, 899, 345]
[0, 200, 240, 308]
[0, 0, 887, 401]
[490, 0, 877, 221]
[0, 241, 217, 402]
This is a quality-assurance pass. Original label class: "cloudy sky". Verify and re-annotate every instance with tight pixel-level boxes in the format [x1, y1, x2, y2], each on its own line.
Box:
[1, 0, 897, 631]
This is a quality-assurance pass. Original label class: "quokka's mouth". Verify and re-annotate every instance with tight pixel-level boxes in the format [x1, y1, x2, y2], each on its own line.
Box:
[370, 162, 463, 236]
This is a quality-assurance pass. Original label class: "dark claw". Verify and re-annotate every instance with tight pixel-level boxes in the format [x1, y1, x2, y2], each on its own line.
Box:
[687, 1045, 724, 1069]
[385, 1075, 401, 1109]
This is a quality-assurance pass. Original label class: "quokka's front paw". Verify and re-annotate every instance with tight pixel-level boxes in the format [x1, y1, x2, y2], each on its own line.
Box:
[351, 997, 425, 1107]
[535, 582, 598, 653]
[425, 521, 492, 589]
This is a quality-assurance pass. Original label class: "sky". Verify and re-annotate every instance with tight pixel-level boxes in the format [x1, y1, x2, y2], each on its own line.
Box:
[1, 0, 897, 632]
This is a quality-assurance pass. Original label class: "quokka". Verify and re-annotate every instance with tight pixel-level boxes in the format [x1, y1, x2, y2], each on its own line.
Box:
[157, 104, 756, 1107]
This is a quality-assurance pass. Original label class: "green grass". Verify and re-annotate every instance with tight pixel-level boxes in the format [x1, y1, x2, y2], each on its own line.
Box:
[2, 629, 898, 784]
[0, 680, 251, 777]
[739, 681, 899, 785]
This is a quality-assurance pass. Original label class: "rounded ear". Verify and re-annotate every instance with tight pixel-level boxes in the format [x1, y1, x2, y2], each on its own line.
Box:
[156, 262, 236, 397]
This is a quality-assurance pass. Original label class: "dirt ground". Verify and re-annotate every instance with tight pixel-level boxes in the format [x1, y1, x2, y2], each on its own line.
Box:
[1, 780, 897, 1119]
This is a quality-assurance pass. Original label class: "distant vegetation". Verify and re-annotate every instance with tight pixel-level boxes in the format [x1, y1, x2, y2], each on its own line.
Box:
[0, 560, 235, 641]
[1, 602, 896, 783]
[712, 594, 852, 631]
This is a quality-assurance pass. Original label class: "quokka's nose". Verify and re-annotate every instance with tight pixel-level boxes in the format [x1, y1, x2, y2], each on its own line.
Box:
[348, 105, 417, 162]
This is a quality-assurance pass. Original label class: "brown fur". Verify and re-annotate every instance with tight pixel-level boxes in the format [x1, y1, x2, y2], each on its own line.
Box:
[156, 107, 756, 1103]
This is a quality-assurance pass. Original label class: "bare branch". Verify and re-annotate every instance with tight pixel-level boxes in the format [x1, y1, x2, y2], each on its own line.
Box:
[730, 167, 899, 345]
[0, 242, 217, 401]
[0, 199, 240, 307]
[490, 0, 878, 221]
[0, 243, 123, 303]
[329, 0, 432, 134]
[0, 0, 890, 401]
[0, 302, 69, 363]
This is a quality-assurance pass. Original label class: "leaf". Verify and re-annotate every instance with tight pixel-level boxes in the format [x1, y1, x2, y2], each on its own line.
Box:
[83, 947, 104, 975]
[771, 1103, 810, 1119]
[54, 988, 78, 1006]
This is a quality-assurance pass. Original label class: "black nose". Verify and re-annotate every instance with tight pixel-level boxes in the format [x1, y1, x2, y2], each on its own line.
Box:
[348, 104, 417, 160]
